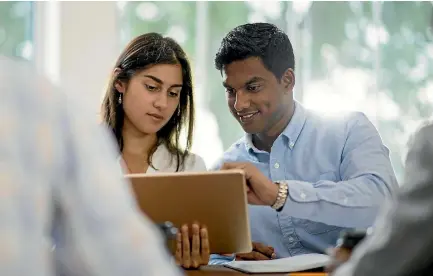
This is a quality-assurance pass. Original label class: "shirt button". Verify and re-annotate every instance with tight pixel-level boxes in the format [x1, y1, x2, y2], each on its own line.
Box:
[300, 193, 306, 199]
[274, 162, 280, 169]
[289, 142, 295, 148]
[288, 237, 294, 243]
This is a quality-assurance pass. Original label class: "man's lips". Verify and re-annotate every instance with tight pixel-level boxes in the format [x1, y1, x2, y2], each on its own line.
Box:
[237, 111, 259, 123]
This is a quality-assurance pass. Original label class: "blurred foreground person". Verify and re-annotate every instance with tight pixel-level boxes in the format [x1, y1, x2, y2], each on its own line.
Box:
[0, 57, 182, 276]
[331, 122, 433, 276]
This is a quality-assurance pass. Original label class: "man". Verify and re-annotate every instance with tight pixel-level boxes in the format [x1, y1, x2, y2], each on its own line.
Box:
[0, 57, 181, 276]
[209, 23, 398, 263]
[330, 122, 433, 276]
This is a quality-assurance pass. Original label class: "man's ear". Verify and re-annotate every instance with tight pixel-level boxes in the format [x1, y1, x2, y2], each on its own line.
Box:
[113, 68, 126, 93]
[281, 68, 295, 93]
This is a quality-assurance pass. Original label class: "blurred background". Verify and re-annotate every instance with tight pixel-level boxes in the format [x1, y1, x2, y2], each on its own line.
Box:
[1, 1, 432, 182]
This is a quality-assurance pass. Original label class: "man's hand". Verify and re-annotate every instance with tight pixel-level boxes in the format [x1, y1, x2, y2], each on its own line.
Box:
[221, 162, 279, 206]
[175, 223, 210, 269]
[236, 242, 277, 261]
[325, 247, 352, 273]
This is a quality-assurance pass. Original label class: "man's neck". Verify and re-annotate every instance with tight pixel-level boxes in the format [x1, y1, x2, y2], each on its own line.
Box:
[253, 134, 278, 152]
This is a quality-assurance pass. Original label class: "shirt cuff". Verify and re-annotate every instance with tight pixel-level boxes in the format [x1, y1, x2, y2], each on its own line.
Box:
[285, 179, 372, 207]
[278, 180, 378, 228]
[285, 180, 319, 203]
[208, 254, 235, 265]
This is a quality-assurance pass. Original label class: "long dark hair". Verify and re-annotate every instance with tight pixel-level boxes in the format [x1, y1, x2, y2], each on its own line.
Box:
[101, 33, 195, 171]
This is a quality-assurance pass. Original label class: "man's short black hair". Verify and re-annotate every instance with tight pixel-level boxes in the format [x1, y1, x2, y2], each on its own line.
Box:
[214, 22, 295, 80]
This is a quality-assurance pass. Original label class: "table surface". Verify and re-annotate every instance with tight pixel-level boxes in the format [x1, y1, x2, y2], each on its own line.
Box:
[185, 266, 327, 276]
[185, 266, 284, 275]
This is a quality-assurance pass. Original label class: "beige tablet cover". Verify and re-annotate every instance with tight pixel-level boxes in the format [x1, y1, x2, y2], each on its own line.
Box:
[127, 170, 252, 254]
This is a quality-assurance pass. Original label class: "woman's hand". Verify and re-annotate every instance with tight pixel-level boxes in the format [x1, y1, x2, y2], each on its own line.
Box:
[175, 223, 210, 269]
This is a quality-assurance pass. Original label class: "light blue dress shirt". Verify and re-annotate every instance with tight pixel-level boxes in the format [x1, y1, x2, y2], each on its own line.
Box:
[209, 102, 398, 264]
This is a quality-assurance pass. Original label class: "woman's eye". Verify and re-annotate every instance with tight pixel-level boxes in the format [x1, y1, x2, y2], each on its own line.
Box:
[145, 84, 158, 92]
[169, 91, 179, 97]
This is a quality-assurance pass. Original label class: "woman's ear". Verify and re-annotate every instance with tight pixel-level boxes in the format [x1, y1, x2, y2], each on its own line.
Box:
[114, 81, 126, 94]
[113, 68, 126, 94]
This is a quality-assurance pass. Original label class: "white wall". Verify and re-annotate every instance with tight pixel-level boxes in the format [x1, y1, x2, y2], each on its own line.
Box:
[34, 1, 120, 114]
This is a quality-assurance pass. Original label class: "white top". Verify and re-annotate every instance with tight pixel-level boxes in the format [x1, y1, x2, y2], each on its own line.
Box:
[120, 143, 207, 173]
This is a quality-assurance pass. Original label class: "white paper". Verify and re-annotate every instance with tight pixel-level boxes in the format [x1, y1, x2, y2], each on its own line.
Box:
[224, 253, 330, 273]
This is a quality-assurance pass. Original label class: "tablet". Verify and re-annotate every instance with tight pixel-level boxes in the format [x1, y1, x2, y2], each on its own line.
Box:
[126, 170, 252, 254]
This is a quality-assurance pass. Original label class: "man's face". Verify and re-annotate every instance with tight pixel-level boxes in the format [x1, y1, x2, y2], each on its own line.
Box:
[222, 57, 294, 135]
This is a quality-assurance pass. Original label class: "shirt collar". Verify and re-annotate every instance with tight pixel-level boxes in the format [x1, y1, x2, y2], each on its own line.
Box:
[244, 101, 307, 153]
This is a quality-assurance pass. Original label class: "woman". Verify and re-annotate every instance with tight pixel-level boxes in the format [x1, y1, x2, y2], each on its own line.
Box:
[101, 33, 210, 269]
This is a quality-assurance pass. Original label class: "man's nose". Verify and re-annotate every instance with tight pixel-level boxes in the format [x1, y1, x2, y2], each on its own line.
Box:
[234, 90, 250, 112]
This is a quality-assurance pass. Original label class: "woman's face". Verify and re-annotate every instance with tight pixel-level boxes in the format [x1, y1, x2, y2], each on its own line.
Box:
[116, 63, 183, 135]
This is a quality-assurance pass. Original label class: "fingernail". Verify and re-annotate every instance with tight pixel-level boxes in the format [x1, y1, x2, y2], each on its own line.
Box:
[271, 253, 276, 259]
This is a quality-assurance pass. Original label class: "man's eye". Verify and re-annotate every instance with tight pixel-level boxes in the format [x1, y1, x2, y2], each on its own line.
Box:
[226, 88, 235, 95]
[247, 85, 260, 92]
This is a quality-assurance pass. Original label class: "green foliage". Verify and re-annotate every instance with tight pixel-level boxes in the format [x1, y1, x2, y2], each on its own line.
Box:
[0, 1, 33, 59]
[206, 1, 251, 148]
[120, 2, 196, 57]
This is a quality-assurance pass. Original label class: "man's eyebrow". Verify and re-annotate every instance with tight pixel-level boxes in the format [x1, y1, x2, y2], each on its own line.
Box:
[223, 77, 265, 89]
[222, 82, 232, 88]
[244, 76, 265, 86]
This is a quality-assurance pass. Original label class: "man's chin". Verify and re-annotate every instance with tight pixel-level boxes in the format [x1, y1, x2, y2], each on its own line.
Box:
[240, 124, 262, 135]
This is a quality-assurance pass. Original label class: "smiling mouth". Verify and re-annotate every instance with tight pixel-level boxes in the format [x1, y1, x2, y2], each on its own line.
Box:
[238, 111, 259, 123]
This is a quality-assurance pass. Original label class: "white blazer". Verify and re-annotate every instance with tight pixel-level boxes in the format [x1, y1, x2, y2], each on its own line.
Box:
[119, 143, 207, 173]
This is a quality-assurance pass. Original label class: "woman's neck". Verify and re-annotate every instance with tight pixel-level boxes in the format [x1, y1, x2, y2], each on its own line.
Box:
[122, 131, 157, 157]
[121, 119, 158, 173]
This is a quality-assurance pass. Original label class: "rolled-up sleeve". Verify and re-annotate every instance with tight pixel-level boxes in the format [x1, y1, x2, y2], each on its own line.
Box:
[278, 113, 398, 228]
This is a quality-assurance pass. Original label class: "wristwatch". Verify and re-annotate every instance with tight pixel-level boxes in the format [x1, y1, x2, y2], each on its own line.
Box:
[271, 181, 289, 211]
